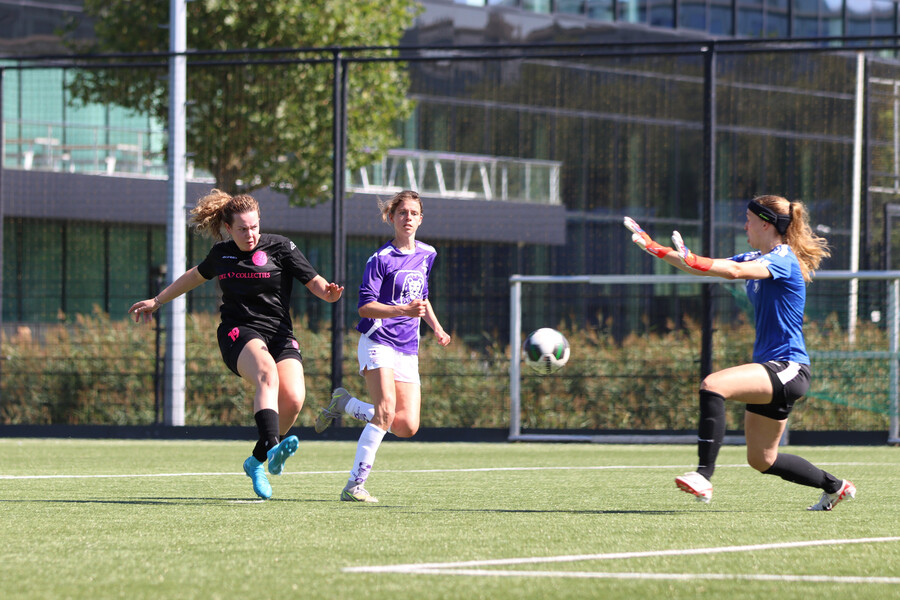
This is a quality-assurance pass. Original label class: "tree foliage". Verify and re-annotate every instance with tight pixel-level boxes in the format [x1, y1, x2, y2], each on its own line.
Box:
[64, 0, 421, 204]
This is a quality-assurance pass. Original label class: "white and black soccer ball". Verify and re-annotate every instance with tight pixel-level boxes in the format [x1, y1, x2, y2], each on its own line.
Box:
[522, 328, 570, 375]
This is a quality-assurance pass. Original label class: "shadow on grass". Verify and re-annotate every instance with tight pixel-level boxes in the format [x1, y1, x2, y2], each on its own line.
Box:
[0, 498, 736, 513]
[0, 496, 333, 506]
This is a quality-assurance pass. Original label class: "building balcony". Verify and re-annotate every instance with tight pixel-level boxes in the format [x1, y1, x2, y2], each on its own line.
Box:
[3, 123, 562, 206]
[347, 148, 562, 205]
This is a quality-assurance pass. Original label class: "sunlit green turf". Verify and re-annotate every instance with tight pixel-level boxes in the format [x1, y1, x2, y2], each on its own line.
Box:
[1, 439, 897, 599]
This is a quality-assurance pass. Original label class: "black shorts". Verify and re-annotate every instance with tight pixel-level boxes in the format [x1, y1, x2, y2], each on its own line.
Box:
[745, 361, 811, 421]
[216, 323, 303, 377]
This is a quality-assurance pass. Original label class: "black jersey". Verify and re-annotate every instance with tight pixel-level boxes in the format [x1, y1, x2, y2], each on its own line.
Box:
[197, 233, 318, 337]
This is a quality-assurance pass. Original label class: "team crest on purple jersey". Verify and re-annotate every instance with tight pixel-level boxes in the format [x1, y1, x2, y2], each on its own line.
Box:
[395, 270, 426, 304]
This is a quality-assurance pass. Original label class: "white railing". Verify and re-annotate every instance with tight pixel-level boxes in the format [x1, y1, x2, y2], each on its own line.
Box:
[348, 148, 562, 205]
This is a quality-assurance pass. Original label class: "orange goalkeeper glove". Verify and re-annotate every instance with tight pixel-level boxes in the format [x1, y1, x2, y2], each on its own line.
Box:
[671, 231, 713, 271]
[623, 216, 671, 259]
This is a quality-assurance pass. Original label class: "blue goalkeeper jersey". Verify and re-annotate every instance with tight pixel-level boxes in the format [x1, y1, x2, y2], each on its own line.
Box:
[729, 244, 810, 365]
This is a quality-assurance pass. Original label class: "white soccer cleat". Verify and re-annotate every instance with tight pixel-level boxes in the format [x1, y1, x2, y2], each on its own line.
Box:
[315, 387, 351, 434]
[340, 484, 378, 503]
[675, 471, 713, 503]
[807, 479, 856, 511]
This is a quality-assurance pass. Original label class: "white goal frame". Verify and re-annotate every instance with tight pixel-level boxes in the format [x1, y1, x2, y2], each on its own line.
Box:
[509, 271, 900, 445]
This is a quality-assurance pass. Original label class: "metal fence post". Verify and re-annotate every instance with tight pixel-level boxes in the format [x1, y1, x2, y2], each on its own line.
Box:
[331, 51, 348, 394]
[890, 278, 899, 444]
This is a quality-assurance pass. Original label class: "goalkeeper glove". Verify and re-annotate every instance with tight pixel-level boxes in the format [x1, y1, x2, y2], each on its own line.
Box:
[671, 231, 713, 271]
[623, 216, 671, 259]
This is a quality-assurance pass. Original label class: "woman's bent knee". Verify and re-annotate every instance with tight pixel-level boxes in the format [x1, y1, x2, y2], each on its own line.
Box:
[391, 422, 419, 438]
[279, 394, 303, 416]
[256, 366, 279, 390]
[747, 451, 776, 473]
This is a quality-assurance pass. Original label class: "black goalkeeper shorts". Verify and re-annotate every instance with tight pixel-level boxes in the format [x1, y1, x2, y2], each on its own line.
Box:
[745, 361, 810, 421]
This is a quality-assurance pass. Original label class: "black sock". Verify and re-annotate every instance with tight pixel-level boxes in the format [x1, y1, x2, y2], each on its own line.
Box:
[252, 408, 280, 463]
[697, 390, 726, 480]
[762, 453, 842, 492]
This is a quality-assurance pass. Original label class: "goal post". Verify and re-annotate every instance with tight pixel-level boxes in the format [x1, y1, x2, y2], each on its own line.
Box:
[509, 271, 900, 445]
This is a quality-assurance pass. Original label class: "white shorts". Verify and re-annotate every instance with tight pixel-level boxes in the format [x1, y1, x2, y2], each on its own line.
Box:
[357, 334, 420, 385]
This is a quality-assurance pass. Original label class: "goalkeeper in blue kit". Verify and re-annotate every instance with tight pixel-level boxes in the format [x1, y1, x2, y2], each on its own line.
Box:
[625, 195, 855, 511]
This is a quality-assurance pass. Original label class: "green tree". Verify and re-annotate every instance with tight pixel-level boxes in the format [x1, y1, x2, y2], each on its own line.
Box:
[65, 0, 421, 204]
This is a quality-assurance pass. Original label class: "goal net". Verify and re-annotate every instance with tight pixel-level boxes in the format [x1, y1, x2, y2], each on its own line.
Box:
[509, 271, 900, 445]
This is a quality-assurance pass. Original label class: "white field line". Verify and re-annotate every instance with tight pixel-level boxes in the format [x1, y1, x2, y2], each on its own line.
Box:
[345, 537, 900, 572]
[379, 569, 900, 584]
[0, 462, 896, 480]
[344, 536, 900, 585]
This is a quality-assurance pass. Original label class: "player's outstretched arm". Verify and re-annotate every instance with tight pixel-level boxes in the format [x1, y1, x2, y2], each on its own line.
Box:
[623, 216, 673, 259]
[305, 275, 344, 303]
[129, 266, 207, 323]
[671, 232, 774, 280]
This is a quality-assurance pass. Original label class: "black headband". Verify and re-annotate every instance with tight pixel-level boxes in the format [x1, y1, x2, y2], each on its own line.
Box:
[748, 199, 791, 235]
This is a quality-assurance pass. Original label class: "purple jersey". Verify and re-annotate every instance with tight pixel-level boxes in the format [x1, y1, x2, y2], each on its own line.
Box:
[356, 240, 437, 354]
[196, 233, 318, 338]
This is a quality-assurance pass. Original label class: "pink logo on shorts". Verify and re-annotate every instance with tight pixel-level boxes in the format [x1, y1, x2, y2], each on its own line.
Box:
[251, 250, 268, 266]
[228, 327, 239, 342]
[291, 339, 299, 349]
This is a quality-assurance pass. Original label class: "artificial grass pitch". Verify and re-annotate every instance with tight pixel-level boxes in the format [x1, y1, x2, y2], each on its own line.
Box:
[1, 439, 898, 600]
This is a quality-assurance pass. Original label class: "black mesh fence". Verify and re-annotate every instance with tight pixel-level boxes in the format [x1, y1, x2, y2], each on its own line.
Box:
[2, 39, 899, 434]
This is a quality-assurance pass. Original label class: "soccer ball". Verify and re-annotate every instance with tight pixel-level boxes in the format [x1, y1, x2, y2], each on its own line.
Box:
[523, 328, 570, 375]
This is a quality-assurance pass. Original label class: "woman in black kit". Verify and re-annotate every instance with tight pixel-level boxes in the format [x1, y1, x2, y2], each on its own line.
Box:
[130, 189, 344, 500]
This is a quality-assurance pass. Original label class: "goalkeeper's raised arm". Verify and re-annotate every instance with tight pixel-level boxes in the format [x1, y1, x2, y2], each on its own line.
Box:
[624, 216, 770, 280]
[623, 216, 707, 274]
[671, 230, 789, 281]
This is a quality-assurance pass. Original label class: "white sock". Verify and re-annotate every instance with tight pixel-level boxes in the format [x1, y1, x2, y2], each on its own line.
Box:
[349, 423, 386, 486]
[344, 396, 374, 423]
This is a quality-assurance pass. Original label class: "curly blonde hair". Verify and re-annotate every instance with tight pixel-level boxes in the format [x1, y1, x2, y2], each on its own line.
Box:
[189, 189, 260, 241]
[753, 195, 830, 282]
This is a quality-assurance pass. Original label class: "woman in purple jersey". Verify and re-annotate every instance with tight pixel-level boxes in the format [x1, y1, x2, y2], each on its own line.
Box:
[129, 189, 344, 500]
[314, 190, 451, 502]
[625, 195, 856, 511]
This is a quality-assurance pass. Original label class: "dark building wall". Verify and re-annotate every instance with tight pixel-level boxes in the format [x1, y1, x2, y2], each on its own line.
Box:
[1, 170, 565, 245]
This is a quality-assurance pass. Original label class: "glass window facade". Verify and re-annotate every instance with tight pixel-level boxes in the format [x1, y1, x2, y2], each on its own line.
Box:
[450, 0, 898, 39]
[649, 0, 675, 28]
[680, 0, 708, 31]
[710, 1, 735, 34]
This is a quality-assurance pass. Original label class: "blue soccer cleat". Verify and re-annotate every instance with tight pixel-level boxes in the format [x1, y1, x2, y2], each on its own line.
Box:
[243, 456, 272, 500]
[266, 435, 299, 476]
